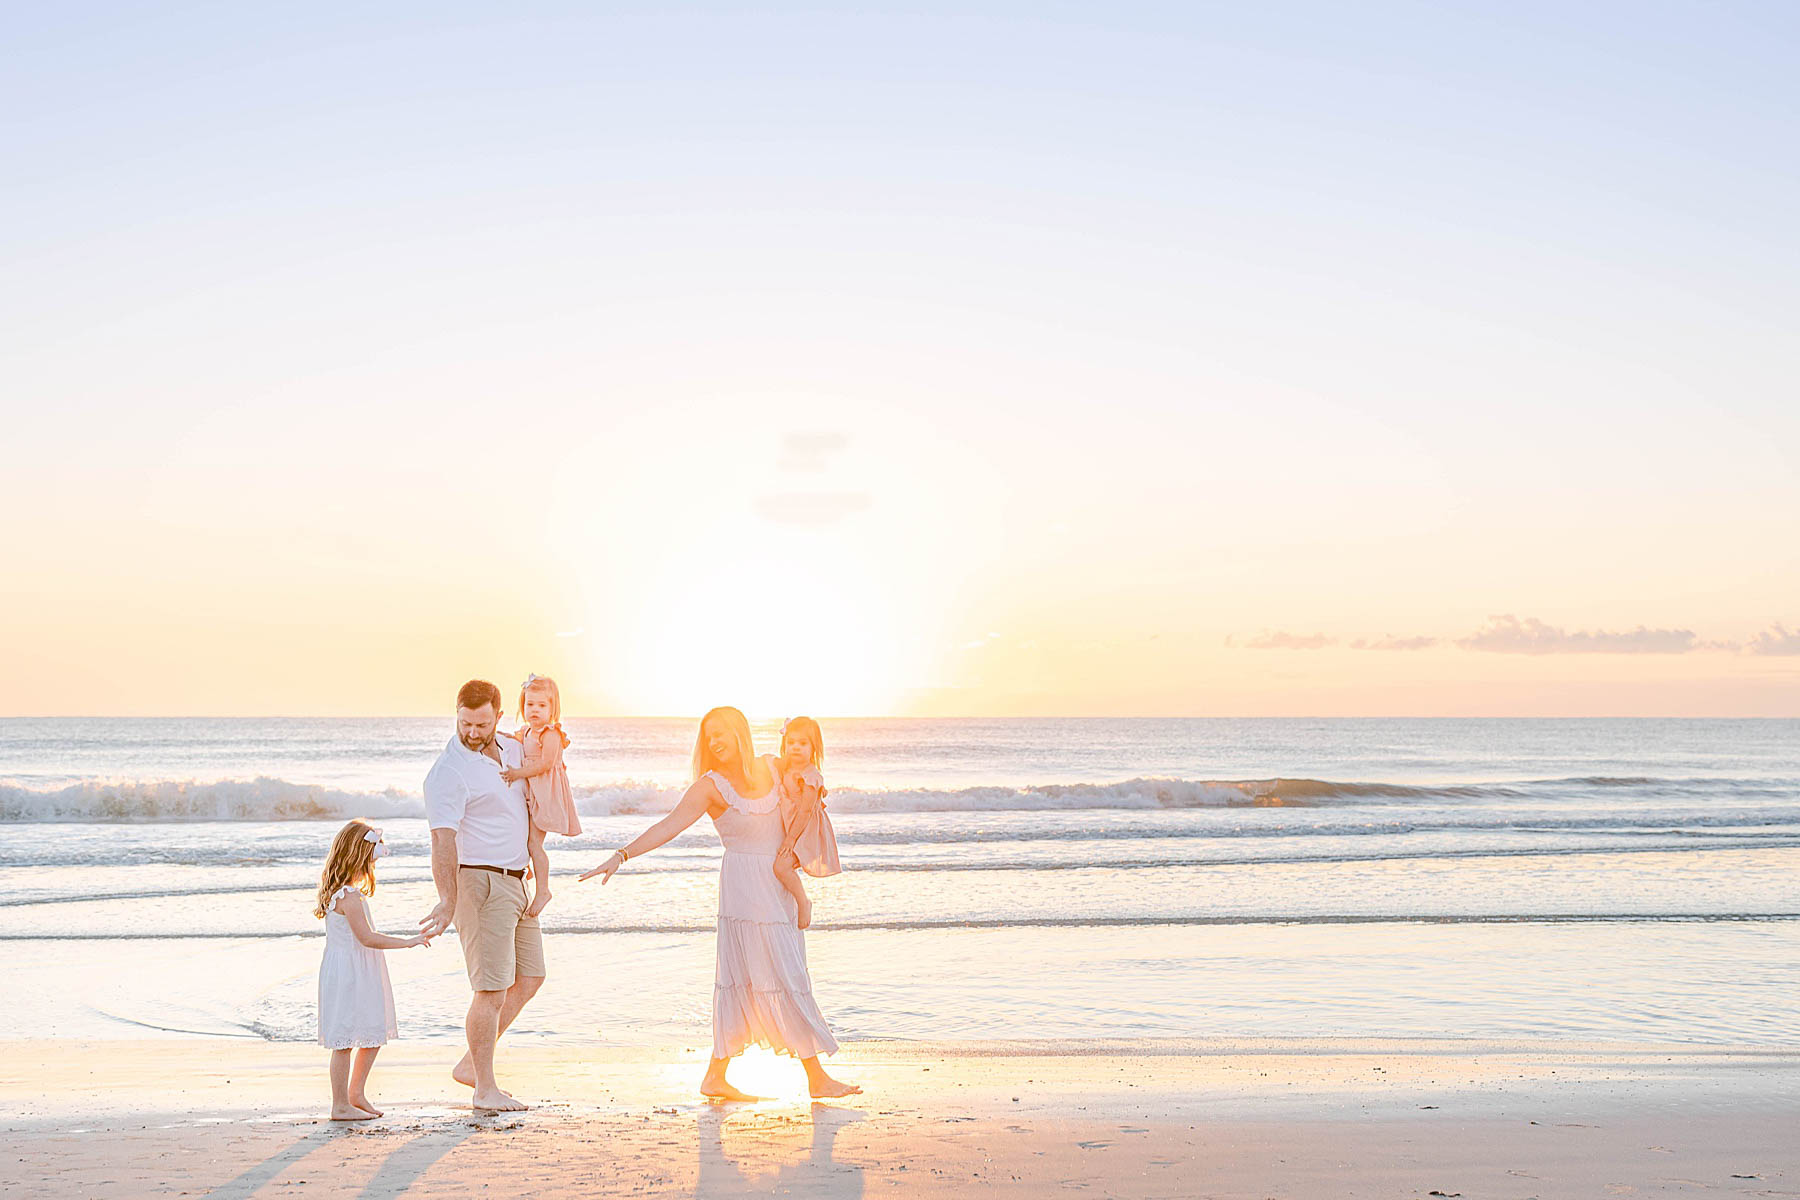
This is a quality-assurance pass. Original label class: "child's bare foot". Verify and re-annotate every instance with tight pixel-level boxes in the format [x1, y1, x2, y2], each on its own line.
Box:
[796, 895, 812, 930]
[331, 1104, 378, 1121]
[807, 1072, 861, 1099]
[526, 890, 550, 918]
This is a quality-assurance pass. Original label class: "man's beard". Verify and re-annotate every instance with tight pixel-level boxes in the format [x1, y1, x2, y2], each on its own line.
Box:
[460, 730, 495, 753]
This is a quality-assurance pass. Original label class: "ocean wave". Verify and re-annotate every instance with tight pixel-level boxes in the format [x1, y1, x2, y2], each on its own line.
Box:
[0, 773, 1790, 822]
[0, 778, 425, 822]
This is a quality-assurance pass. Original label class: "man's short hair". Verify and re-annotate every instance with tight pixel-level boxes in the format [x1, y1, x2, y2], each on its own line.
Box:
[456, 679, 504, 714]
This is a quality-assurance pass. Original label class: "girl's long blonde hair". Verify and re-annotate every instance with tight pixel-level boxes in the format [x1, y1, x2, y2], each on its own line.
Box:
[692, 706, 756, 782]
[780, 715, 824, 770]
[315, 818, 379, 919]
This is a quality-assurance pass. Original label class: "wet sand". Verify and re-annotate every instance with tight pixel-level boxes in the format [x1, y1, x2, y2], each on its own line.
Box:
[2, 1037, 1796, 1197]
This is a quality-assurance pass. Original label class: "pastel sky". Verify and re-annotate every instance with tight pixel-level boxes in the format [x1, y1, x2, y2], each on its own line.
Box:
[4, 3, 1797, 717]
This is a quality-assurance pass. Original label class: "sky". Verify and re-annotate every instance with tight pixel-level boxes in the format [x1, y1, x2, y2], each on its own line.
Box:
[3, 2, 1797, 717]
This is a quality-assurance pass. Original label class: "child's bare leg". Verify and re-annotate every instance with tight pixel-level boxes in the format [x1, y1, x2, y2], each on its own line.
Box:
[774, 854, 812, 930]
[526, 824, 551, 917]
[348, 1047, 382, 1116]
[329, 1048, 374, 1120]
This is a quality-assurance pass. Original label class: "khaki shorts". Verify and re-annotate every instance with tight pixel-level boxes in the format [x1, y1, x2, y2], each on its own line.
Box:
[454, 868, 545, 992]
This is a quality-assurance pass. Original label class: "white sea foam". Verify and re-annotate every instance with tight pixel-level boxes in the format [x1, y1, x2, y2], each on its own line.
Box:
[0, 772, 1776, 822]
[0, 778, 422, 823]
[0, 775, 1404, 821]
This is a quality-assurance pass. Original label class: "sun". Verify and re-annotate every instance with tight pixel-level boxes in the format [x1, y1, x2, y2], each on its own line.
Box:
[725, 1046, 810, 1099]
[603, 550, 907, 718]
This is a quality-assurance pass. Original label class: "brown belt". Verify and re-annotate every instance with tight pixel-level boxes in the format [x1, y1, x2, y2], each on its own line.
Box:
[462, 863, 527, 879]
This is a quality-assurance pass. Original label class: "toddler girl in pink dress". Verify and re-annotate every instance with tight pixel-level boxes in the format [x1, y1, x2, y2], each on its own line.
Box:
[501, 673, 581, 916]
[773, 716, 841, 930]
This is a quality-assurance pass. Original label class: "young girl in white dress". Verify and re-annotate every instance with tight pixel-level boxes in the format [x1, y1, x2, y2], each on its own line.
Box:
[773, 716, 841, 930]
[315, 819, 431, 1121]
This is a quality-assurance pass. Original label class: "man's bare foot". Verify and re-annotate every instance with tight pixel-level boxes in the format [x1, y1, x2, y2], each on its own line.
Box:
[807, 1073, 861, 1099]
[349, 1097, 383, 1117]
[796, 896, 812, 930]
[330, 1104, 378, 1121]
[700, 1077, 764, 1102]
[454, 1057, 517, 1102]
[471, 1088, 528, 1112]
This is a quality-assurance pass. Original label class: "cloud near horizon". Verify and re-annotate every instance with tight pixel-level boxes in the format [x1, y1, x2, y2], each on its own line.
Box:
[1457, 614, 1700, 655]
[1350, 635, 1440, 651]
[1230, 616, 1800, 655]
[777, 431, 851, 474]
[1233, 631, 1336, 650]
[1746, 624, 1800, 656]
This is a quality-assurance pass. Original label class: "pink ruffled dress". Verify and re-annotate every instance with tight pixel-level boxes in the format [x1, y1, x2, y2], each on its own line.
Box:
[782, 765, 842, 878]
[519, 723, 581, 837]
[705, 757, 839, 1060]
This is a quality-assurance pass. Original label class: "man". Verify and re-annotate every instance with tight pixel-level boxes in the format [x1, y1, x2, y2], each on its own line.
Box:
[420, 678, 541, 1113]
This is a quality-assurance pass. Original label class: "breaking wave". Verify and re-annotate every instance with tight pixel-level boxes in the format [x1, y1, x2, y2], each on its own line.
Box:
[0, 772, 1784, 822]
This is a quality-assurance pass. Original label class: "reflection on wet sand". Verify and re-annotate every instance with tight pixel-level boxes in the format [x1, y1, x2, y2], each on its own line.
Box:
[696, 1103, 866, 1199]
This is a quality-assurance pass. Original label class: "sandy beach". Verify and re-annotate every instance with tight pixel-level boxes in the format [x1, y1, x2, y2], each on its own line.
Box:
[3, 1037, 1796, 1198]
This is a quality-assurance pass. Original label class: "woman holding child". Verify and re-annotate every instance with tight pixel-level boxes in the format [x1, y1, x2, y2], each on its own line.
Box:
[580, 706, 857, 1100]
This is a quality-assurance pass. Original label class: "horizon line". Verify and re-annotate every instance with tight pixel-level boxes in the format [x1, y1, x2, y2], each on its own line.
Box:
[3, 713, 1798, 722]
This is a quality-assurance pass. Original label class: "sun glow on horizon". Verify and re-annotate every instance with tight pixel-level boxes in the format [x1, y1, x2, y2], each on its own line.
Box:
[591, 542, 913, 720]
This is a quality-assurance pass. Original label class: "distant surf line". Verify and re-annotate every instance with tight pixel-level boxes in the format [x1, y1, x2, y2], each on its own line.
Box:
[5, 838, 1799, 908]
[7, 912, 1799, 939]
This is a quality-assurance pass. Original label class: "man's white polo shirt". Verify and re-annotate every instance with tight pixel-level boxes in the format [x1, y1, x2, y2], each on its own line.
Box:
[423, 732, 530, 871]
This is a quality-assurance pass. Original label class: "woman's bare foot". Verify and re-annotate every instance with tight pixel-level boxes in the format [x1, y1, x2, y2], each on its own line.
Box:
[349, 1096, 382, 1117]
[330, 1104, 378, 1121]
[796, 895, 813, 930]
[806, 1071, 861, 1099]
[471, 1087, 528, 1112]
[700, 1075, 763, 1102]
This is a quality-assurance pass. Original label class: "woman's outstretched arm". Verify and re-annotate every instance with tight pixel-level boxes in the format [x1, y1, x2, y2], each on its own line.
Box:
[579, 778, 720, 883]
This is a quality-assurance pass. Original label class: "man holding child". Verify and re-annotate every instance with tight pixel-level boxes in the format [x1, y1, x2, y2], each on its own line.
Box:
[419, 679, 543, 1112]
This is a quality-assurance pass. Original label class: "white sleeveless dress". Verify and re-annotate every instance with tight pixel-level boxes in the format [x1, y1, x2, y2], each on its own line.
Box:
[317, 884, 398, 1049]
[707, 759, 839, 1060]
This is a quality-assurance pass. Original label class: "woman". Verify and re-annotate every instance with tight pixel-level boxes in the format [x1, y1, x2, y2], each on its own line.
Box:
[580, 707, 859, 1100]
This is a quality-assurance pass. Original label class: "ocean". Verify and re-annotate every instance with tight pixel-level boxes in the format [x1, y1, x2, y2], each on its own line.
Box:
[3, 717, 1796, 1049]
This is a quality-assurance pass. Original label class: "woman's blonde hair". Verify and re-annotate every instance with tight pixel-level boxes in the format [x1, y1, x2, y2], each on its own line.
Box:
[692, 706, 756, 782]
[519, 674, 570, 748]
[780, 715, 824, 770]
[315, 818, 379, 919]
